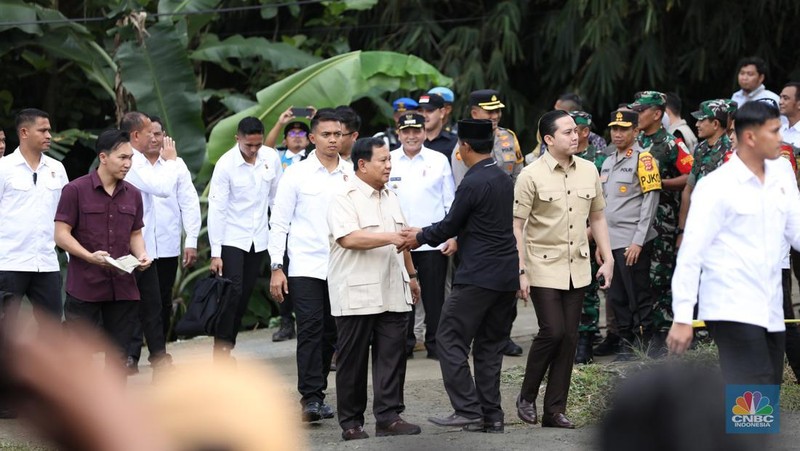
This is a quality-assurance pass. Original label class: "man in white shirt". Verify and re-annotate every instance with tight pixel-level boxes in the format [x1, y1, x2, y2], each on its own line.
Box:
[125, 116, 201, 368]
[389, 113, 456, 360]
[327, 137, 421, 441]
[731, 56, 781, 108]
[120, 112, 178, 373]
[0, 109, 68, 321]
[209, 117, 281, 357]
[268, 111, 349, 423]
[667, 101, 800, 385]
[780, 82, 800, 148]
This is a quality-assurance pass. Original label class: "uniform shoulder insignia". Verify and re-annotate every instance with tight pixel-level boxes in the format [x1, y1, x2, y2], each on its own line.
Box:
[637, 151, 662, 193]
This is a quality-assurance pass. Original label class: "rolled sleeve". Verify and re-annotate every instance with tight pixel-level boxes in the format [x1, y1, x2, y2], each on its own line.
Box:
[513, 169, 535, 219]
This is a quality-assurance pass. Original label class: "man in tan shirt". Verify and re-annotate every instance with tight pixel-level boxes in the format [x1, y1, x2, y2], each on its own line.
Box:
[327, 137, 421, 441]
[513, 110, 614, 429]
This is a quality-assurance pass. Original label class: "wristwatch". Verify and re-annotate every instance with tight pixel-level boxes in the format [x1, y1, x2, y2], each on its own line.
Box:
[271, 263, 283, 271]
[408, 272, 418, 279]
[675, 227, 685, 235]
[519, 268, 526, 275]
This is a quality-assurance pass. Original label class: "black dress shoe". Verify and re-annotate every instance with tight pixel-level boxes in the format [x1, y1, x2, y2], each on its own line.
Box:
[320, 403, 335, 419]
[463, 421, 504, 433]
[272, 318, 296, 342]
[0, 408, 17, 419]
[503, 339, 523, 356]
[342, 425, 369, 440]
[516, 394, 538, 425]
[125, 356, 139, 375]
[428, 413, 482, 427]
[302, 401, 322, 422]
[375, 418, 421, 437]
[542, 413, 575, 429]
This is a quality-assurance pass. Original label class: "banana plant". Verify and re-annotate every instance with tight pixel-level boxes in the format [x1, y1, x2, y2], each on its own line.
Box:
[199, 50, 452, 183]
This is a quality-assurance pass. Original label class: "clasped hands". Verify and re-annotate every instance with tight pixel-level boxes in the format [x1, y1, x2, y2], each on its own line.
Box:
[395, 227, 423, 253]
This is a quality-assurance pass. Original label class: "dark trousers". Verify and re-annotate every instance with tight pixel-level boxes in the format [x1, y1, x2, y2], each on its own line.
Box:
[125, 262, 167, 362]
[520, 285, 585, 415]
[706, 321, 785, 385]
[607, 242, 655, 339]
[156, 256, 179, 336]
[437, 284, 516, 423]
[335, 311, 407, 430]
[278, 252, 294, 321]
[64, 295, 139, 364]
[0, 271, 62, 320]
[783, 268, 800, 381]
[405, 251, 448, 357]
[214, 245, 266, 347]
[291, 276, 337, 405]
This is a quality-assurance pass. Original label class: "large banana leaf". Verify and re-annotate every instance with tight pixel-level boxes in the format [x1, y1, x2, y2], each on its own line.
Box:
[190, 34, 321, 72]
[200, 50, 452, 182]
[116, 21, 206, 174]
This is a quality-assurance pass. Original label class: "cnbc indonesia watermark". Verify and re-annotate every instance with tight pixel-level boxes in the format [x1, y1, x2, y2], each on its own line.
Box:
[726, 385, 780, 434]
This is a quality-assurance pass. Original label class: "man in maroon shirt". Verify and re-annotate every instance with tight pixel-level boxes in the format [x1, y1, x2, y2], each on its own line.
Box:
[55, 129, 151, 365]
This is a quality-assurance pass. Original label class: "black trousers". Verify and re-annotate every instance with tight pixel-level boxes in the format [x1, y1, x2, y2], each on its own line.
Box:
[437, 284, 516, 423]
[335, 311, 407, 430]
[214, 245, 266, 347]
[156, 256, 179, 336]
[607, 242, 655, 339]
[278, 251, 294, 321]
[0, 271, 62, 320]
[64, 295, 139, 364]
[125, 262, 167, 362]
[520, 285, 585, 415]
[291, 276, 337, 405]
[405, 250, 448, 357]
[706, 321, 785, 385]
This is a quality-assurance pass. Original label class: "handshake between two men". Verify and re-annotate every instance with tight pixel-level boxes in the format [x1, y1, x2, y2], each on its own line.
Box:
[392, 227, 458, 256]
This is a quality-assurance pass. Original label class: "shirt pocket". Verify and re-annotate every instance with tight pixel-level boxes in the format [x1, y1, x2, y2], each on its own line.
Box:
[10, 176, 33, 191]
[574, 187, 597, 215]
[81, 204, 108, 249]
[536, 191, 564, 213]
[357, 210, 381, 231]
[531, 245, 562, 264]
[345, 274, 382, 309]
[116, 203, 138, 232]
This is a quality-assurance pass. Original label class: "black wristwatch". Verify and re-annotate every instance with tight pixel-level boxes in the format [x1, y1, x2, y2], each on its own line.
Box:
[271, 263, 283, 271]
[675, 227, 684, 235]
[519, 268, 526, 275]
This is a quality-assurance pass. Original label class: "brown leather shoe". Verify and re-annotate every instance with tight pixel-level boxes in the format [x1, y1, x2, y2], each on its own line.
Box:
[542, 412, 575, 429]
[516, 394, 538, 425]
[341, 425, 369, 440]
[375, 418, 421, 437]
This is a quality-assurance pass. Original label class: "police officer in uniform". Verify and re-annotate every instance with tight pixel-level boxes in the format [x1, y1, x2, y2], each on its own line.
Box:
[569, 111, 607, 363]
[451, 89, 525, 357]
[628, 91, 692, 353]
[451, 89, 524, 187]
[399, 119, 518, 433]
[600, 110, 661, 360]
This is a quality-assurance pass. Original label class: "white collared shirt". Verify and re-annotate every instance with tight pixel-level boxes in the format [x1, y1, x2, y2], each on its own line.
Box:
[732, 84, 781, 107]
[0, 149, 68, 271]
[124, 149, 178, 257]
[388, 146, 455, 251]
[781, 120, 800, 148]
[672, 153, 800, 332]
[208, 145, 282, 257]
[151, 157, 201, 258]
[268, 153, 352, 279]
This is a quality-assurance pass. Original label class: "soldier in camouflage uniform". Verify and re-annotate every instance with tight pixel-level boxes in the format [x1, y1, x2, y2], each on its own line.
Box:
[676, 100, 737, 241]
[627, 92, 693, 352]
[570, 111, 606, 363]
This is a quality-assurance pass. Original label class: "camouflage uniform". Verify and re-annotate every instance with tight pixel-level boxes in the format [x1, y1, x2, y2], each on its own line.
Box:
[687, 134, 732, 187]
[571, 111, 606, 335]
[630, 92, 693, 332]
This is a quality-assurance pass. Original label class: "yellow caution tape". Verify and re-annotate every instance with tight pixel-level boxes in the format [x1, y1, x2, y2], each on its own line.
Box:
[692, 319, 800, 328]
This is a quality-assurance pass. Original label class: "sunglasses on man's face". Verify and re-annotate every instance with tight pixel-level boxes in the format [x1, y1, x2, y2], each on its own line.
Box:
[287, 130, 308, 138]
